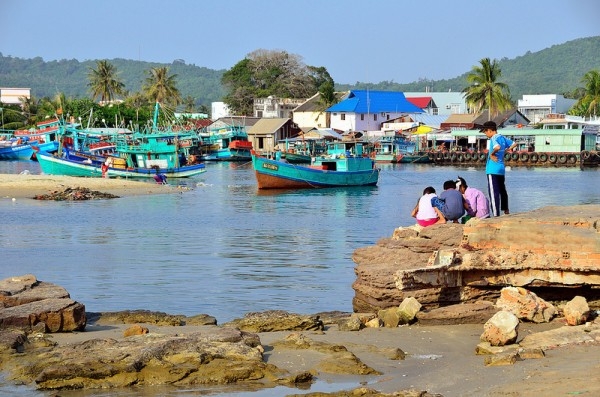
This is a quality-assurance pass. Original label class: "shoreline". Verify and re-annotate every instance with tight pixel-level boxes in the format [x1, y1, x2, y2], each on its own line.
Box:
[0, 173, 178, 199]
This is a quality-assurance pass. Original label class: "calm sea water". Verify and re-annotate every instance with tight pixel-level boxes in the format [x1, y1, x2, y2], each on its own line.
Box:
[1, 160, 600, 396]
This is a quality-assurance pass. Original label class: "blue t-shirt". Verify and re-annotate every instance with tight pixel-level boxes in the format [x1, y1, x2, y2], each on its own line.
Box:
[486, 134, 514, 175]
[438, 189, 464, 221]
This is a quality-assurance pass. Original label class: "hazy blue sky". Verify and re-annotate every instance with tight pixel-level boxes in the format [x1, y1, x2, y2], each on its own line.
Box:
[2, 0, 599, 85]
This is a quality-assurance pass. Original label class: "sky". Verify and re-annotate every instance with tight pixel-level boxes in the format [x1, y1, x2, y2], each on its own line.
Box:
[1, 0, 599, 85]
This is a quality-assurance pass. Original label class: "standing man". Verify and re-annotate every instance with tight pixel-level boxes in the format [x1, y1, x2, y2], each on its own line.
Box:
[480, 121, 517, 216]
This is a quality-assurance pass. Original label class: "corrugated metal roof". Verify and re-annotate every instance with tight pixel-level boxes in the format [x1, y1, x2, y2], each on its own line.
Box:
[247, 118, 290, 135]
[326, 90, 424, 114]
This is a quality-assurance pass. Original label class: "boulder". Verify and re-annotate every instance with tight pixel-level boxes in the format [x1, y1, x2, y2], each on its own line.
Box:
[0, 275, 86, 333]
[563, 296, 590, 326]
[496, 287, 557, 323]
[481, 310, 519, 346]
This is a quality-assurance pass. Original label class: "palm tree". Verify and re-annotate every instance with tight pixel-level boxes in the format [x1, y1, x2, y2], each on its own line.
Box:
[87, 60, 125, 103]
[462, 58, 512, 118]
[182, 96, 196, 113]
[142, 67, 182, 106]
[575, 69, 600, 117]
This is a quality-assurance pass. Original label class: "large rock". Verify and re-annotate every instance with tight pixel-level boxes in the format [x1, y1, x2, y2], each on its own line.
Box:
[352, 205, 600, 315]
[223, 310, 324, 332]
[0, 275, 86, 332]
[496, 287, 557, 323]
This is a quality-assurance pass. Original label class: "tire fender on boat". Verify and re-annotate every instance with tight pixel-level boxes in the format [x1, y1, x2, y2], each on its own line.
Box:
[529, 152, 538, 163]
[443, 152, 450, 160]
[581, 150, 591, 160]
[457, 153, 464, 162]
[539, 153, 548, 162]
[511, 152, 519, 161]
[558, 154, 567, 164]
[567, 154, 577, 164]
[479, 152, 487, 161]
[519, 152, 529, 162]
[450, 153, 457, 162]
[549, 154, 558, 163]
[504, 152, 511, 161]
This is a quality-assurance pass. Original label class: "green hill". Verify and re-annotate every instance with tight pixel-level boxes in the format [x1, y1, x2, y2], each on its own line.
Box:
[1, 36, 599, 106]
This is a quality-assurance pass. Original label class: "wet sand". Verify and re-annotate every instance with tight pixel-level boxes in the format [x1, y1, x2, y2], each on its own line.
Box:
[0, 173, 175, 199]
[46, 320, 600, 397]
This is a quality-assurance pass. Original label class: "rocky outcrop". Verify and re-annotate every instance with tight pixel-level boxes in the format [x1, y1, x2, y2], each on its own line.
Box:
[352, 205, 600, 313]
[223, 310, 324, 332]
[0, 275, 86, 332]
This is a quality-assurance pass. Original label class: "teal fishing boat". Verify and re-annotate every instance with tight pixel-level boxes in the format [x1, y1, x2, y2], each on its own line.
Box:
[198, 124, 252, 161]
[251, 141, 379, 189]
[36, 103, 206, 179]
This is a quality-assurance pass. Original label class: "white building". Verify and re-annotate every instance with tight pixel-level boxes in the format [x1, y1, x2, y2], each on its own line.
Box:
[404, 91, 468, 115]
[211, 102, 232, 120]
[0, 87, 31, 105]
[253, 96, 305, 118]
[517, 94, 577, 124]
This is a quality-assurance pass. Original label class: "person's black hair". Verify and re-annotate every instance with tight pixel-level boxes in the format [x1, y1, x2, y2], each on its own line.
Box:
[423, 186, 436, 195]
[457, 176, 468, 188]
[443, 180, 456, 190]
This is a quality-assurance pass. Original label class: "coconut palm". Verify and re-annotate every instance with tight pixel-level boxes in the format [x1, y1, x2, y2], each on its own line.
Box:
[142, 67, 182, 107]
[87, 60, 125, 103]
[462, 58, 512, 118]
[575, 69, 600, 117]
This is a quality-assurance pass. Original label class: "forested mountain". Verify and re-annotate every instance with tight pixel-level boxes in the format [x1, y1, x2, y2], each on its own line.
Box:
[0, 57, 227, 107]
[1, 36, 599, 105]
[337, 36, 600, 101]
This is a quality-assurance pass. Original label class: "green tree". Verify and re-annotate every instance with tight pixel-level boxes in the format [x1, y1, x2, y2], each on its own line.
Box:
[462, 58, 512, 118]
[87, 60, 125, 103]
[222, 58, 255, 115]
[571, 69, 600, 117]
[221, 50, 330, 115]
[142, 67, 182, 106]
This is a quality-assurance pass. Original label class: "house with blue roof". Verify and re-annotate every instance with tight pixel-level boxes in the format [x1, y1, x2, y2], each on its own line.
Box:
[326, 90, 423, 133]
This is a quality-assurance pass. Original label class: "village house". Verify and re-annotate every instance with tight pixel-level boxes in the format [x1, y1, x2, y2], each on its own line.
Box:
[326, 90, 423, 133]
[247, 118, 301, 153]
[292, 92, 347, 129]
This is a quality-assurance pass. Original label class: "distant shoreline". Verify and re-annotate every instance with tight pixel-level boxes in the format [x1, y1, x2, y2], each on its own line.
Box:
[0, 173, 176, 199]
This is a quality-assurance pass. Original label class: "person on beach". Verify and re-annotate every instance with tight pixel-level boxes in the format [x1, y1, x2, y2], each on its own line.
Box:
[411, 186, 446, 226]
[480, 121, 518, 216]
[456, 176, 490, 222]
[435, 179, 470, 223]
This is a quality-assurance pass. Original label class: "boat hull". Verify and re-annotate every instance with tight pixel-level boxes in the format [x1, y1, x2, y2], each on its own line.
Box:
[36, 152, 206, 178]
[0, 144, 34, 160]
[252, 154, 379, 189]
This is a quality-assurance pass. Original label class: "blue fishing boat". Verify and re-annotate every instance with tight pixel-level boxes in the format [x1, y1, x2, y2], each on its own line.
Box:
[0, 136, 34, 160]
[251, 141, 379, 189]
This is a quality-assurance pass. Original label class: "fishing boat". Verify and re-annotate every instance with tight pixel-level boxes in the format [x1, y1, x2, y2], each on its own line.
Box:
[251, 141, 379, 189]
[369, 134, 431, 164]
[0, 136, 34, 160]
[198, 124, 252, 161]
[35, 103, 207, 179]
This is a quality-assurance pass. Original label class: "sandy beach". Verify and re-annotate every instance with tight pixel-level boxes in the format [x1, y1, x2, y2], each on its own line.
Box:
[0, 173, 177, 199]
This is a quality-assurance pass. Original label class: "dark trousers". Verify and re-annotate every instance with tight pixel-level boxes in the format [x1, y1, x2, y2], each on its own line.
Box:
[487, 174, 508, 216]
